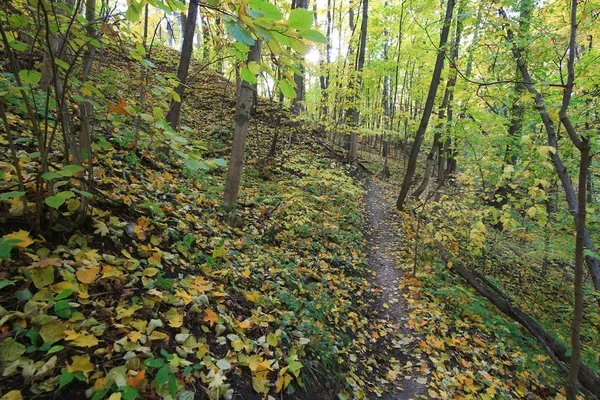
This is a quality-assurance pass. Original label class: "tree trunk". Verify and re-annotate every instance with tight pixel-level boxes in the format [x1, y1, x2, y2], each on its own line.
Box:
[292, 0, 309, 115]
[396, 0, 455, 210]
[346, 0, 368, 164]
[222, 42, 262, 209]
[166, 0, 198, 130]
[319, 0, 332, 119]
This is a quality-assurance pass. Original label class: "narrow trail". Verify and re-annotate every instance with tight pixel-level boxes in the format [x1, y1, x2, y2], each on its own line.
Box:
[363, 177, 429, 399]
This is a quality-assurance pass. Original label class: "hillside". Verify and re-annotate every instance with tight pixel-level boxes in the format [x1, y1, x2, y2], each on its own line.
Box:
[3, 41, 598, 400]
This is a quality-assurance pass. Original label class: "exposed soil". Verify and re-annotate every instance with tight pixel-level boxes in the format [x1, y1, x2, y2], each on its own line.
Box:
[363, 177, 429, 400]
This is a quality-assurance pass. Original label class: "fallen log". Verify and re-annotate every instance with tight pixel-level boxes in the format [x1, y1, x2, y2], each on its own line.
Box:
[435, 240, 600, 398]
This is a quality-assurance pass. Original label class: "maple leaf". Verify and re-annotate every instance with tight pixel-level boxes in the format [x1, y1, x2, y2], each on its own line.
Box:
[203, 308, 218, 327]
[93, 221, 110, 236]
[109, 99, 129, 115]
[245, 290, 260, 302]
[237, 320, 252, 329]
[126, 370, 145, 387]
[66, 355, 95, 374]
[73, 332, 99, 347]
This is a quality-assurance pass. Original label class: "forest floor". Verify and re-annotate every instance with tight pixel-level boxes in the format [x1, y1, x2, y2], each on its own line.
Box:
[363, 177, 428, 399]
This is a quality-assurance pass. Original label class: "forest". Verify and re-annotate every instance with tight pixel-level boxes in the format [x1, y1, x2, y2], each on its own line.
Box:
[0, 0, 598, 399]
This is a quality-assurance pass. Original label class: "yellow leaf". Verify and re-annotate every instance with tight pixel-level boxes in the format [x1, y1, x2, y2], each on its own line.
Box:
[386, 369, 398, 381]
[128, 331, 142, 343]
[64, 330, 80, 341]
[238, 320, 251, 329]
[142, 267, 159, 277]
[107, 394, 122, 400]
[175, 289, 192, 305]
[1, 390, 23, 400]
[3, 230, 34, 248]
[383, 303, 389, 309]
[66, 355, 95, 374]
[76, 265, 100, 284]
[204, 309, 218, 327]
[165, 307, 183, 328]
[148, 331, 168, 341]
[73, 332, 99, 347]
[245, 291, 260, 302]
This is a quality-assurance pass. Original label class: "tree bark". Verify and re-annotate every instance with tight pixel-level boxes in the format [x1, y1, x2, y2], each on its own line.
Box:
[292, 0, 309, 115]
[345, 0, 368, 164]
[166, 0, 199, 130]
[396, 0, 455, 210]
[222, 42, 262, 209]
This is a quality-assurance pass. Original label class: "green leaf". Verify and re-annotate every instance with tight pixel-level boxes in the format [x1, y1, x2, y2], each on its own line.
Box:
[125, 3, 142, 22]
[19, 70, 41, 85]
[233, 42, 250, 54]
[0, 191, 26, 200]
[240, 67, 257, 84]
[45, 196, 66, 209]
[178, 391, 195, 400]
[42, 172, 62, 180]
[60, 165, 84, 177]
[248, 61, 261, 74]
[280, 79, 296, 98]
[10, 41, 28, 51]
[249, 0, 283, 20]
[72, 189, 93, 198]
[55, 59, 70, 70]
[184, 159, 199, 171]
[301, 29, 328, 44]
[47, 345, 64, 355]
[0, 279, 15, 290]
[212, 159, 227, 167]
[53, 300, 73, 318]
[288, 8, 313, 30]
[0, 242, 12, 260]
[121, 386, 140, 400]
[155, 364, 170, 387]
[290, 38, 307, 54]
[144, 358, 165, 368]
[59, 371, 75, 389]
[225, 21, 255, 45]
[45, 191, 75, 209]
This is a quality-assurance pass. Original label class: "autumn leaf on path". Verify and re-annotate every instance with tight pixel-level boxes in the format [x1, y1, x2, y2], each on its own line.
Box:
[204, 308, 218, 327]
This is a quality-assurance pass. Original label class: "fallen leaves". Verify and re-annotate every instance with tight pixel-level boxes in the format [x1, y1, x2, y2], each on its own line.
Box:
[203, 308, 218, 327]
[76, 265, 100, 284]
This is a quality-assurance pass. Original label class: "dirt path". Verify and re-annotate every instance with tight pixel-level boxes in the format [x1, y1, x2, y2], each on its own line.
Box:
[363, 177, 429, 399]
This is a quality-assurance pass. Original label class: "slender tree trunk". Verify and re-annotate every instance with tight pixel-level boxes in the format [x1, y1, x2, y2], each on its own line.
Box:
[223, 42, 262, 209]
[132, 4, 149, 151]
[319, 0, 332, 119]
[167, 0, 198, 130]
[292, 0, 309, 114]
[396, 0, 455, 210]
[346, 0, 368, 164]
[438, 0, 464, 182]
